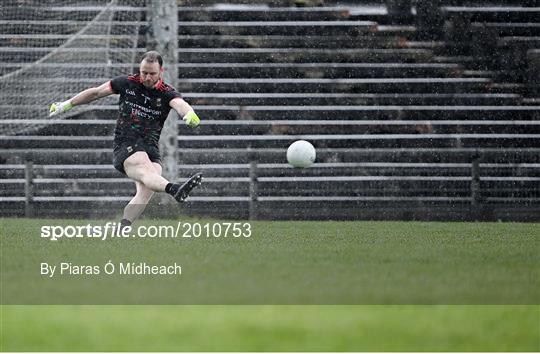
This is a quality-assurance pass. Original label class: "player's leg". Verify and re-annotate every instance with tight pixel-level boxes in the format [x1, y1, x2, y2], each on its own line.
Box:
[123, 151, 203, 202]
[121, 162, 162, 225]
[123, 151, 168, 192]
[142, 144, 203, 202]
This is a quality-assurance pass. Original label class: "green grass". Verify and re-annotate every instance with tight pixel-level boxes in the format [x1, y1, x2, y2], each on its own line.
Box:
[1, 219, 538, 304]
[1, 218, 539, 351]
[1, 305, 539, 351]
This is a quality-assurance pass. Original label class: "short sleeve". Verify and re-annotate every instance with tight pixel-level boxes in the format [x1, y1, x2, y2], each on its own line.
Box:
[110, 75, 128, 94]
[164, 87, 182, 106]
[164, 88, 182, 105]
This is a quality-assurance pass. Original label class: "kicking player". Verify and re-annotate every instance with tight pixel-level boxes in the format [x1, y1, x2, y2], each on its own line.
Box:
[49, 51, 202, 227]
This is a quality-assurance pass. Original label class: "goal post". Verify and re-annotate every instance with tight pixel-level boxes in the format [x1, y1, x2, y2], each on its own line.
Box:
[148, 0, 179, 185]
[1, 0, 180, 186]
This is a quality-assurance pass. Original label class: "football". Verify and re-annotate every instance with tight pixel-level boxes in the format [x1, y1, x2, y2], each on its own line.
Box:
[287, 140, 316, 168]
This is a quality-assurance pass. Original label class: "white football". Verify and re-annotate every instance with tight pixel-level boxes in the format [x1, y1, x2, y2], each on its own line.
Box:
[287, 140, 316, 168]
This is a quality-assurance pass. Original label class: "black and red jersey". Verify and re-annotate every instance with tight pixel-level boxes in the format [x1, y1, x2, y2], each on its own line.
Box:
[109, 74, 182, 147]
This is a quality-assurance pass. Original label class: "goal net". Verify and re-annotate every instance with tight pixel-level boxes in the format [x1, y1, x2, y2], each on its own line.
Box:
[0, 0, 146, 135]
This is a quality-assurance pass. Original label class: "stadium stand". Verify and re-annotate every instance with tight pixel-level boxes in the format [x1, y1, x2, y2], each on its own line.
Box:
[0, 0, 539, 220]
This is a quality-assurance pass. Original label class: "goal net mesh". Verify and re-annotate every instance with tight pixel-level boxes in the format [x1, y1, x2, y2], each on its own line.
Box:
[0, 0, 146, 135]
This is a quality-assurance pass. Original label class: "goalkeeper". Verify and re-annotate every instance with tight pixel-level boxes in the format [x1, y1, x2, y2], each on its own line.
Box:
[49, 51, 202, 226]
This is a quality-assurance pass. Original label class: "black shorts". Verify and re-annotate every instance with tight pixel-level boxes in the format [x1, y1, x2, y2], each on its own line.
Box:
[113, 139, 161, 174]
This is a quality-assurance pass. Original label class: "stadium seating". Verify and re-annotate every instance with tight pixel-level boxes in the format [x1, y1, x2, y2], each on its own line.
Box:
[0, 0, 539, 220]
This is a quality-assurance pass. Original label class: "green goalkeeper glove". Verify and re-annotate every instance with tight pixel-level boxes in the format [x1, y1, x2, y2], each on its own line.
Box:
[183, 111, 200, 128]
[49, 100, 73, 117]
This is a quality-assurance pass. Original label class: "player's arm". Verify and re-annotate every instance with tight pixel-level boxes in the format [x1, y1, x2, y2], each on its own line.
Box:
[49, 81, 114, 117]
[170, 97, 200, 128]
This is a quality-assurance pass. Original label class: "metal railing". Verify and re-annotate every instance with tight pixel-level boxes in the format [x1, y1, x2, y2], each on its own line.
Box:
[3, 159, 539, 218]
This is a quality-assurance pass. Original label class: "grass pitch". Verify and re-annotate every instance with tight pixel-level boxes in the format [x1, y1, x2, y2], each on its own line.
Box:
[1, 218, 539, 351]
[2, 305, 539, 351]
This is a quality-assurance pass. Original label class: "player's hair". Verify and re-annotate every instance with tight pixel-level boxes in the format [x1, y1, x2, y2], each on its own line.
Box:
[141, 51, 163, 67]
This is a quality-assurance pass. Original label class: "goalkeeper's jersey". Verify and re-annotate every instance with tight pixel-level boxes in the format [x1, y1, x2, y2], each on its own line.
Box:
[109, 74, 182, 147]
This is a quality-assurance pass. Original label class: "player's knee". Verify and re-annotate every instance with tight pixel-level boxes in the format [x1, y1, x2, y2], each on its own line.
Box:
[152, 163, 162, 176]
[139, 170, 158, 188]
[127, 162, 154, 182]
